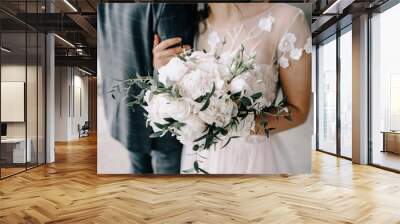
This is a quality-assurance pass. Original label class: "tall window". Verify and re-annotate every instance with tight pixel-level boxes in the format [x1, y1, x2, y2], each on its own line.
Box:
[371, 3, 400, 171]
[317, 36, 337, 154]
[340, 28, 352, 158]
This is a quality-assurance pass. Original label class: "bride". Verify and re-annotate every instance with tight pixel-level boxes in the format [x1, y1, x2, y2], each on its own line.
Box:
[153, 3, 312, 174]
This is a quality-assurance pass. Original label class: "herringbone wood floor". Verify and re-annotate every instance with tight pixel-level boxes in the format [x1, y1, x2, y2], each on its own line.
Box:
[1, 135, 400, 224]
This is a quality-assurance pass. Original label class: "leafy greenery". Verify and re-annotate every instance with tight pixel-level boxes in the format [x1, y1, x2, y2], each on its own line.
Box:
[110, 48, 293, 175]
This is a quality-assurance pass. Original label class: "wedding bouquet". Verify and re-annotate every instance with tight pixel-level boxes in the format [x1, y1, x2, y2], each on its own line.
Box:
[111, 46, 290, 173]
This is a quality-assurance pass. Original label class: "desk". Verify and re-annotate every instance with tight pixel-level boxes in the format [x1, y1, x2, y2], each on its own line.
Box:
[382, 131, 400, 154]
[1, 138, 31, 163]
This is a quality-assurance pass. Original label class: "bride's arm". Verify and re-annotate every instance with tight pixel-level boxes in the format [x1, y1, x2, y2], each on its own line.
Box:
[254, 7, 312, 136]
[254, 52, 312, 135]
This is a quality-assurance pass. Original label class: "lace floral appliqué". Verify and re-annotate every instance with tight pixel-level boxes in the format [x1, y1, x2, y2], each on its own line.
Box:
[290, 48, 303, 60]
[258, 14, 275, 32]
[278, 32, 296, 53]
[278, 33, 312, 68]
[278, 56, 289, 69]
[304, 37, 312, 54]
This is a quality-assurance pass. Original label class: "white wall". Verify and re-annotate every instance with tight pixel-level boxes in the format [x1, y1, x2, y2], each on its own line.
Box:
[1, 63, 47, 164]
[54, 67, 89, 141]
[1, 65, 41, 137]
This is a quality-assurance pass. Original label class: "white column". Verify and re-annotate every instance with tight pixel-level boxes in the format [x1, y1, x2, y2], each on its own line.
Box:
[352, 14, 369, 164]
[46, 32, 55, 163]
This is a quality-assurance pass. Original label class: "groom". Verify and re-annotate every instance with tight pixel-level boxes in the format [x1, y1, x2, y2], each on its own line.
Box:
[98, 3, 198, 174]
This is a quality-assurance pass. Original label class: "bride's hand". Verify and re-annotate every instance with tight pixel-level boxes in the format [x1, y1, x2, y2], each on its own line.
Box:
[252, 115, 267, 136]
[152, 35, 191, 70]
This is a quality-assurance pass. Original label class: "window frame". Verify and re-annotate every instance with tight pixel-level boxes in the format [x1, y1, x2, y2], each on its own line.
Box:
[315, 24, 353, 161]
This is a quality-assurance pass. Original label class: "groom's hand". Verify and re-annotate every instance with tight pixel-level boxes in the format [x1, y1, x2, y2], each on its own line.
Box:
[152, 35, 191, 70]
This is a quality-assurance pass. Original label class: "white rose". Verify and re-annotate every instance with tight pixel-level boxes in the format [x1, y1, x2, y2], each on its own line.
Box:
[158, 57, 188, 86]
[229, 72, 254, 95]
[229, 71, 263, 96]
[176, 115, 207, 145]
[198, 95, 238, 127]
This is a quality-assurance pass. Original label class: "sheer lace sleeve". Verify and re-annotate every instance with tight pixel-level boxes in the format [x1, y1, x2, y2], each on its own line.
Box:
[276, 10, 312, 69]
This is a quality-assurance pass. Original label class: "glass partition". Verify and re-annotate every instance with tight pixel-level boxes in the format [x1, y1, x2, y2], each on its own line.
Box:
[1, 31, 28, 177]
[0, 1, 46, 179]
[317, 36, 337, 155]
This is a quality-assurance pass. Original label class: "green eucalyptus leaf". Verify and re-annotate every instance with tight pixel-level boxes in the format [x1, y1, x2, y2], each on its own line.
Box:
[154, 122, 167, 130]
[194, 95, 205, 103]
[200, 98, 210, 111]
[194, 133, 208, 142]
[164, 117, 176, 123]
[149, 131, 164, 138]
[251, 92, 262, 100]
[240, 96, 252, 107]
[194, 161, 200, 172]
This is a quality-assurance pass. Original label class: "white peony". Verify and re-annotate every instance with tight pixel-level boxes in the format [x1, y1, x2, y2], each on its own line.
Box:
[278, 32, 297, 53]
[158, 57, 188, 86]
[176, 115, 207, 145]
[145, 94, 170, 131]
[161, 98, 192, 122]
[198, 95, 238, 127]
[179, 69, 224, 101]
[196, 58, 218, 74]
[145, 94, 191, 132]
[219, 51, 234, 66]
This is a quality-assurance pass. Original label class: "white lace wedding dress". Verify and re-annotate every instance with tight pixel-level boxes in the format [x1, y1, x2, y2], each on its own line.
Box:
[181, 4, 312, 174]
